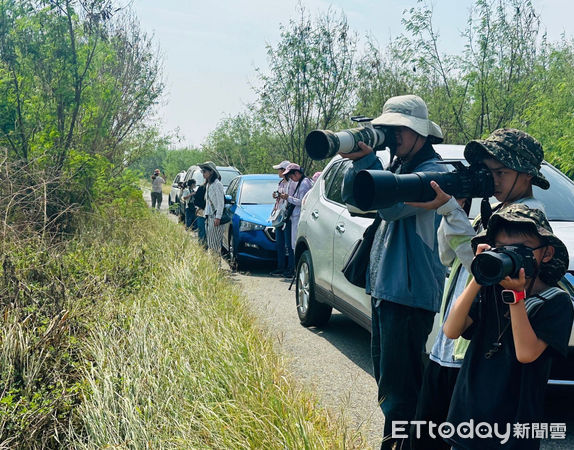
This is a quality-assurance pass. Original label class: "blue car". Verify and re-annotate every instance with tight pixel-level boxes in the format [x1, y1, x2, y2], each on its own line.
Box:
[222, 174, 280, 270]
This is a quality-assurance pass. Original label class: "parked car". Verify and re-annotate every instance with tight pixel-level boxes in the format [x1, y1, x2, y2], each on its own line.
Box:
[176, 165, 242, 221]
[294, 144, 574, 385]
[221, 174, 279, 270]
[168, 171, 187, 214]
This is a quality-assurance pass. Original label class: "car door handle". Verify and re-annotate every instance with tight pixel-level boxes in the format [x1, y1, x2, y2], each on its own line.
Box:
[311, 210, 319, 219]
[336, 223, 345, 233]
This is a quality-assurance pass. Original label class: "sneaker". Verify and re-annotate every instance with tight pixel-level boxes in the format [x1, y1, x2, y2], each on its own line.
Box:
[270, 269, 284, 276]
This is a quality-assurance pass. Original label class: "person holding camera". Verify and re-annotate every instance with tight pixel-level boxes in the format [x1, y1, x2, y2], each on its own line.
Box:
[278, 163, 313, 278]
[201, 161, 225, 253]
[182, 179, 197, 230]
[408, 129, 549, 450]
[194, 180, 208, 246]
[443, 204, 572, 449]
[341, 94, 447, 450]
[150, 168, 165, 210]
[269, 160, 294, 277]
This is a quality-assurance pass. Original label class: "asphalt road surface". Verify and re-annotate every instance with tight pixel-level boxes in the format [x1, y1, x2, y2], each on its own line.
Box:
[144, 188, 574, 449]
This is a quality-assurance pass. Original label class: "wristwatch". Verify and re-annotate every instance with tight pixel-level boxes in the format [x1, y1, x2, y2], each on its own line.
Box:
[501, 289, 526, 305]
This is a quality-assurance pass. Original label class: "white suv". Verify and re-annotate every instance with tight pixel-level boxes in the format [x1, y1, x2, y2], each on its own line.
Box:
[294, 144, 574, 382]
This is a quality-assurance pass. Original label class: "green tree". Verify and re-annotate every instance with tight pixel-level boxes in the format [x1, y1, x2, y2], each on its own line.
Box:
[202, 112, 279, 174]
[253, 6, 358, 170]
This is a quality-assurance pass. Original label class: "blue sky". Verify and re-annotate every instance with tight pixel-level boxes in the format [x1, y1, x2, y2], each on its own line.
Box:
[132, 0, 573, 148]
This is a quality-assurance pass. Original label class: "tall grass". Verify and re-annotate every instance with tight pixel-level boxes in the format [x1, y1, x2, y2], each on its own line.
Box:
[70, 212, 366, 448]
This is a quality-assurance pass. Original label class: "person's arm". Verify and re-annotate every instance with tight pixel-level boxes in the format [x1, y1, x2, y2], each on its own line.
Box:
[288, 179, 312, 205]
[213, 182, 225, 223]
[500, 269, 549, 363]
[443, 277, 480, 339]
[341, 142, 384, 207]
[436, 197, 476, 271]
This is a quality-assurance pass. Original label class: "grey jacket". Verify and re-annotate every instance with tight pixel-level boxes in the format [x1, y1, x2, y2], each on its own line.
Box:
[343, 149, 447, 313]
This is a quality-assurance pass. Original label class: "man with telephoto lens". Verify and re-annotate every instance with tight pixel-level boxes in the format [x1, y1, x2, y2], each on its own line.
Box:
[341, 94, 447, 450]
[406, 129, 549, 449]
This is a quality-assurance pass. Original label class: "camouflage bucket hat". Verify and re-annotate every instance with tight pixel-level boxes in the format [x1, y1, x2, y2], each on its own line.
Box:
[464, 128, 549, 190]
[472, 204, 569, 285]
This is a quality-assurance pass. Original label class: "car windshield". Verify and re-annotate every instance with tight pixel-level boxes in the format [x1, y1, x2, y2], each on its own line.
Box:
[219, 170, 240, 186]
[467, 163, 574, 221]
[239, 179, 278, 205]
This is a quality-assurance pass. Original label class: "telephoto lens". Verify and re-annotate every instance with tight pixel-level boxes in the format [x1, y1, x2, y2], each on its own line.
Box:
[351, 163, 494, 211]
[304, 126, 391, 161]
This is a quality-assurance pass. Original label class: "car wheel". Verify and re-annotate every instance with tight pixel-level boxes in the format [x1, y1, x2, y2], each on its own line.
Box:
[296, 250, 332, 327]
[228, 232, 242, 271]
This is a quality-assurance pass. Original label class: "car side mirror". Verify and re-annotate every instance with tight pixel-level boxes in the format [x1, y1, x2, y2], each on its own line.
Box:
[224, 194, 235, 205]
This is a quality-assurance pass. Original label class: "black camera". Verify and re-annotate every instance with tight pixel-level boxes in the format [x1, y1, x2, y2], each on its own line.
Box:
[272, 191, 280, 199]
[471, 245, 538, 286]
[351, 161, 494, 211]
[304, 116, 396, 161]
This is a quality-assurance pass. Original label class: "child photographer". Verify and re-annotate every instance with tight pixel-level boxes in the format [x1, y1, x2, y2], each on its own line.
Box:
[443, 204, 573, 450]
[269, 160, 294, 277]
[341, 94, 447, 450]
[408, 128, 549, 449]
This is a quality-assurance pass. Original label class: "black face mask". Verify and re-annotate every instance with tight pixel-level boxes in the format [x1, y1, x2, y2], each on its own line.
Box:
[471, 244, 542, 286]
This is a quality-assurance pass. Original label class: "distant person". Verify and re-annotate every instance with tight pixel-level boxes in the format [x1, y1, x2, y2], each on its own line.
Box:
[201, 161, 226, 253]
[150, 168, 165, 210]
[194, 180, 207, 246]
[269, 160, 294, 277]
[182, 179, 197, 230]
[279, 163, 313, 278]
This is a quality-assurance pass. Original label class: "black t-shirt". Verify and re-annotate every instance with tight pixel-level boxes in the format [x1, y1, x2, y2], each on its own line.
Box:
[447, 286, 573, 449]
[194, 185, 206, 210]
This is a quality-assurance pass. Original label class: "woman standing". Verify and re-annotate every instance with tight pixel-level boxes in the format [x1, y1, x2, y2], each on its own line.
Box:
[269, 160, 293, 276]
[200, 161, 225, 253]
[279, 163, 313, 277]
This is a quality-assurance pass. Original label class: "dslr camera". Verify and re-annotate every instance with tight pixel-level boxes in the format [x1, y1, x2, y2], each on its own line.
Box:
[471, 245, 538, 286]
[272, 191, 280, 199]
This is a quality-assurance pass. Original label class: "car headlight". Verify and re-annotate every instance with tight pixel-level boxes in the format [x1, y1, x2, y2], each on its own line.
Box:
[239, 220, 265, 232]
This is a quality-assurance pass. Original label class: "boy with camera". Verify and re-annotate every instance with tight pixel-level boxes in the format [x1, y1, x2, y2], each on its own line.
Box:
[443, 204, 573, 449]
[409, 129, 550, 449]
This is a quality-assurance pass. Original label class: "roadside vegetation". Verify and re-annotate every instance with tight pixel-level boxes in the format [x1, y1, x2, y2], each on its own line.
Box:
[1, 192, 366, 447]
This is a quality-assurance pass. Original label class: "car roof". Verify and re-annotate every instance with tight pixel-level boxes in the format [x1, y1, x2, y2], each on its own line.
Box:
[237, 174, 278, 180]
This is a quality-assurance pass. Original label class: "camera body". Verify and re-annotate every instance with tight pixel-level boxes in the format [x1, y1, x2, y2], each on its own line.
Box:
[272, 191, 280, 199]
[304, 117, 396, 161]
[471, 245, 538, 286]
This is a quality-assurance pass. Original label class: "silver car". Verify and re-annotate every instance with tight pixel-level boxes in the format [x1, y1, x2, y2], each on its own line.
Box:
[294, 144, 574, 384]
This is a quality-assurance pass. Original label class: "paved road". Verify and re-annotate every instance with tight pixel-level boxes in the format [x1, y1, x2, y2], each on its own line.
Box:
[144, 189, 574, 449]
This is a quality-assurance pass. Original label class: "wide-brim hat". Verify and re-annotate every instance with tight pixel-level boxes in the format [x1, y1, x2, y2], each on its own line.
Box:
[282, 163, 302, 177]
[371, 95, 443, 144]
[471, 204, 568, 285]
[464, 128, 549, 190]
[273, 160, 291, 170]
[154, 168, 160, 174]
[198, 161, 220, 179]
